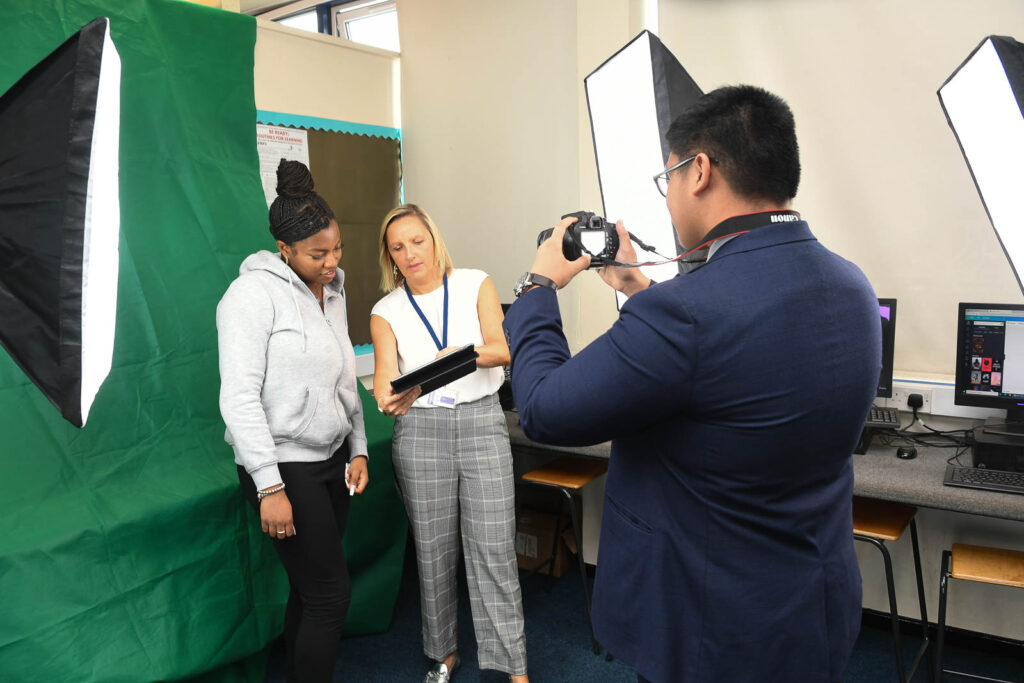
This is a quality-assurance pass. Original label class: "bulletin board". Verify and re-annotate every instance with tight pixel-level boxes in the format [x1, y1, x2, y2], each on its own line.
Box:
[257, 111, 403, 346]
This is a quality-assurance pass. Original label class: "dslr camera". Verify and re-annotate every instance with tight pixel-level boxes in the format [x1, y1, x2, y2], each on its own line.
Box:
[537, 211, 619, 269]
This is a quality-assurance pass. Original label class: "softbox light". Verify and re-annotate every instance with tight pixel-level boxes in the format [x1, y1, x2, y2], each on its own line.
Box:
[0, 17, 121, 428]
[584, 31, 703, 296]
[939, 35, 1024, 294]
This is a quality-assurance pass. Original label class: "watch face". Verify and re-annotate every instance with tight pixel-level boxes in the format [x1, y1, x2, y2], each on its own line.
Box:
[514, 272, 532, 298]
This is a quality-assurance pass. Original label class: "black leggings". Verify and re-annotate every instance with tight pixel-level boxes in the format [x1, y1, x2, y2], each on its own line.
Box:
[238, 451, 352, 683]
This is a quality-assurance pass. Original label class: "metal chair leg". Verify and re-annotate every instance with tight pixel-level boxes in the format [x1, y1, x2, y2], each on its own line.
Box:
[935, 550, 951, 683]
[562, 487, 600, 654]
[909, 520, 935, 683]
[856, 534, 906, 682]
[545, 503, 563, 593]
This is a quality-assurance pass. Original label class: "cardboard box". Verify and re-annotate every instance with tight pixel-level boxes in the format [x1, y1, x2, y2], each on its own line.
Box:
[515, 508, 572, 577]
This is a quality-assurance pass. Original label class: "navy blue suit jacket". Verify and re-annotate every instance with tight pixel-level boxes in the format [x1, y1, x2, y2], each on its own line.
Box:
[504, 220, 879, 683]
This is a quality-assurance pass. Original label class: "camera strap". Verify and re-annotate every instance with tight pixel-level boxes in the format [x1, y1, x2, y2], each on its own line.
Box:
[617, 210, 801, 270]
[404, 272, 448, 351]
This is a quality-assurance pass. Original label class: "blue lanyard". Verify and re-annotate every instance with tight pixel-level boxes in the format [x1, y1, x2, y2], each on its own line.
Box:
[404, 273, 448, 351]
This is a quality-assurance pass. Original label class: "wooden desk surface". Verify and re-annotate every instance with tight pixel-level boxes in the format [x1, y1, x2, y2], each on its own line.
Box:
[505, 411, 1024, 523]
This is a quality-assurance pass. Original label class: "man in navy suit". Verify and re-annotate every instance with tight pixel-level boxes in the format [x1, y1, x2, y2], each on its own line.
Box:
[504, 86, 879, 683]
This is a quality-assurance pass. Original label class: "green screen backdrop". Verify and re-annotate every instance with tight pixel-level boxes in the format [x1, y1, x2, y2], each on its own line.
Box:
[0, 1, 407, 680]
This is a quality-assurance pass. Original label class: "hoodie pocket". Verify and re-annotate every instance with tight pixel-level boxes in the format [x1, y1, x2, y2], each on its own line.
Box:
[292, 386, 347, 446]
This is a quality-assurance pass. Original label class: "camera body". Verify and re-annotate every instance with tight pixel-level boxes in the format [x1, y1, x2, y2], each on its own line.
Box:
[537, 211, 619, 269]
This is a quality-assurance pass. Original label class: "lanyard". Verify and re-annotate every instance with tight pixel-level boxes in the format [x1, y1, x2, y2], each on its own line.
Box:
[679, 210, 802, 273]
[699, 209, 801, 244]
[404, 273, 448, 351]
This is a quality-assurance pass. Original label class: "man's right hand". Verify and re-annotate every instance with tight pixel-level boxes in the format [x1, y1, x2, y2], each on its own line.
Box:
[599, 220, 651, 297]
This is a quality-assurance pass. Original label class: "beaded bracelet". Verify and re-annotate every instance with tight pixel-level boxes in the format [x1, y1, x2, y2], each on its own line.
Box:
[257, 483, 285, 501]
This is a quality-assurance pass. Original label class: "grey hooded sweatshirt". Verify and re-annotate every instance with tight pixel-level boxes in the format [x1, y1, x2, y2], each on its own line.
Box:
[216, 250, 367, 491]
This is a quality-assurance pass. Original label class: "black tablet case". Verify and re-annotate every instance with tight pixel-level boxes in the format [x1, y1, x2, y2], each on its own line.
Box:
[390, 344, 479, 395]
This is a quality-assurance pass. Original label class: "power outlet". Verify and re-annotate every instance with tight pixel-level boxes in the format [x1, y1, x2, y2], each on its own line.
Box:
[890, 385, 933, 414]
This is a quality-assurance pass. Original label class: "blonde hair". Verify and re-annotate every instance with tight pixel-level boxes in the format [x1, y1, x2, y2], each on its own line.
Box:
[377, 204, 455, 292]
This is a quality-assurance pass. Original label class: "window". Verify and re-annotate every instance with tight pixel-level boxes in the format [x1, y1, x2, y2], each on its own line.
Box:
[335, 1, 399, 52]
[263, 0, 399, 51]
[276, 9, 319, 34]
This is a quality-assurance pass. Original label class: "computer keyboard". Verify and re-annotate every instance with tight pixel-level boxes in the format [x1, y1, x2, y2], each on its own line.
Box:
[944, 465, 1024, 496]
[865, 406, 900, 430]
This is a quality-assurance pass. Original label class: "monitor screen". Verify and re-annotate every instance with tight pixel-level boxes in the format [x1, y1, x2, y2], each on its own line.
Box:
[954, 303, 1024, 420]
[877, 298, 897, 398]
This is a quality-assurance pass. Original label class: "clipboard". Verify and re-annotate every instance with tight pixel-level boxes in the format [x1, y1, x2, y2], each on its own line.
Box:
[390, 344, 479, 395]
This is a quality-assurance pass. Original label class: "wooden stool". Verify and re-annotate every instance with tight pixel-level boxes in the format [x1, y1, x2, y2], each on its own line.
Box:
[853, 496, 933, 683]
[521, 456, 608, 654]
[935, 543, 1024, 682]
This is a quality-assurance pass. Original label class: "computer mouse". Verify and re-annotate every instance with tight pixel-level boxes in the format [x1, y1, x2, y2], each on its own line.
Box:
[896, 446, 917, 460]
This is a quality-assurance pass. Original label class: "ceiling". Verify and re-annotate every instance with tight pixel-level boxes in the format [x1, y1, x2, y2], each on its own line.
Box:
[239, 1, 296, 15]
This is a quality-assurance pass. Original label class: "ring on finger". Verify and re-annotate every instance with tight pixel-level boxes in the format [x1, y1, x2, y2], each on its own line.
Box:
[276, 529, 286, 535]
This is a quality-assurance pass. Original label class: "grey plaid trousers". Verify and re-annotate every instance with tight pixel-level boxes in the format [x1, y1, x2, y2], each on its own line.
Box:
[392, 393, 528, 675]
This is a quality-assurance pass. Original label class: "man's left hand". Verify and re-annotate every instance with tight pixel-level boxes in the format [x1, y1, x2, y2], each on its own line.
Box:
[530, 216, 591, 288]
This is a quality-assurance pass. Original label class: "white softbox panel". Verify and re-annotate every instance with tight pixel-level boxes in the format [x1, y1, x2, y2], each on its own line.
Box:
[939, 35, 1024, 294]
[584, 31, 703, 301]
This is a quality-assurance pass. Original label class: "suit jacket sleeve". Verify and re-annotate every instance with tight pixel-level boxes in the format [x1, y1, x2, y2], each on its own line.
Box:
[503, 285, 697, 446]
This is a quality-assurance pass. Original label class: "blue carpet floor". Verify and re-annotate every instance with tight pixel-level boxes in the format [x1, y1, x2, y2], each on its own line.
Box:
[264, 546, 1022, 682]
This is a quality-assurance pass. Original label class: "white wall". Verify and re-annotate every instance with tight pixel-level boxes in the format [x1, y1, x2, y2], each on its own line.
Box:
[660, 0, 1024, 379]
[395, 0, 579, 320]
[254, 19, 399, 128]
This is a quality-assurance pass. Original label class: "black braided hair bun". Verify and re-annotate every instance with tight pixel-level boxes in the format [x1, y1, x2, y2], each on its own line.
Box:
[268, 159, 336, 244]
[275, 159, 315, 198]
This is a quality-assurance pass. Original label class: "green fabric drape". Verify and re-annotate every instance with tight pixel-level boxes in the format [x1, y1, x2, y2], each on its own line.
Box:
[0, 1, 406, 680]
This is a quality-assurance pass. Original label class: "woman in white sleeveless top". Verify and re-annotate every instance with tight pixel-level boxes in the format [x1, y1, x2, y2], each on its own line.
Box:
[370, 204, 529, 683]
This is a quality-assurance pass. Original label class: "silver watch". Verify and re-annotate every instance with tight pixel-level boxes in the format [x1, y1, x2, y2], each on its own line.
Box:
[514, 272, 558, 298]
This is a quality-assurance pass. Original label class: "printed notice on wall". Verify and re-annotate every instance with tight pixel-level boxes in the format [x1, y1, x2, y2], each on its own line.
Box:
[256, 124, 310, 207]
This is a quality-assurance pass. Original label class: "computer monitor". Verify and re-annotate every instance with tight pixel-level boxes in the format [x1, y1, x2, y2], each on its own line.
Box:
[878, 298, 897, 399]
[954, 302, 1024, 434]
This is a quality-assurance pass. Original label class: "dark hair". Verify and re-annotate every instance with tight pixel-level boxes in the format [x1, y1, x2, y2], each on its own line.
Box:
[268, 159, 335, 244]
[665, 85, 800, 203]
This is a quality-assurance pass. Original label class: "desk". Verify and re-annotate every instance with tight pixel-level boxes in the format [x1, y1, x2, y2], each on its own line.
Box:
[853, 445, 1024, 522]
[507, 410, 1024, 523]
[506, 411, 610, 461]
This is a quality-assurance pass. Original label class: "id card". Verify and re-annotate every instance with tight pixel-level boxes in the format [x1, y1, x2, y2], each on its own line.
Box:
[425, 388, 457, 409]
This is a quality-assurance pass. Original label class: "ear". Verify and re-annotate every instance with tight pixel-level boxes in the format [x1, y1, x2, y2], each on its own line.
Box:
[692, 153, 714, 195]
[276, 240, 291, 258]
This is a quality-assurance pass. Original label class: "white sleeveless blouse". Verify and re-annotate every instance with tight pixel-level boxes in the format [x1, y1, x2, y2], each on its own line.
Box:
[371, 268, 503, 408]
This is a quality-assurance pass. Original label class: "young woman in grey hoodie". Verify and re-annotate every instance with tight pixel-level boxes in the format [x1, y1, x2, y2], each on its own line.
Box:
[216, 160, 367, 682]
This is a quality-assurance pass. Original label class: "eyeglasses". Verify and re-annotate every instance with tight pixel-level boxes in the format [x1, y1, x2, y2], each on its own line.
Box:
[652, 155, 718, 197]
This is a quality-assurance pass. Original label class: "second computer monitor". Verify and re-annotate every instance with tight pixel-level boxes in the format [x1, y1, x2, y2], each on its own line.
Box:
[954, 302, 1024, 426]
[878, 298, 897, 399]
